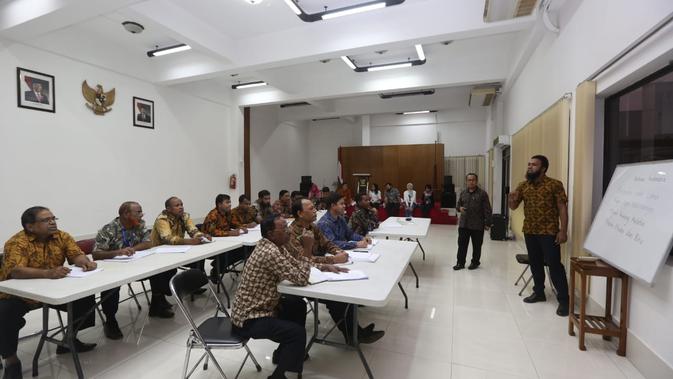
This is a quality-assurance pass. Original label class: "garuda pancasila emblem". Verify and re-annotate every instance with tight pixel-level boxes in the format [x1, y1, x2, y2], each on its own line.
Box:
[82, 80, 115, 115]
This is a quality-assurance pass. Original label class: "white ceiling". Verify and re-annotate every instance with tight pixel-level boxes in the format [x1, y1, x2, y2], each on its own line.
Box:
[0, 0, 551, 117]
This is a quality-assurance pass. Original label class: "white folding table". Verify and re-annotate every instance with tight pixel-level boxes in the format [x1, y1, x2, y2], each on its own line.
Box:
[278, 239, 417, 379]
[0, 240, 242, 379]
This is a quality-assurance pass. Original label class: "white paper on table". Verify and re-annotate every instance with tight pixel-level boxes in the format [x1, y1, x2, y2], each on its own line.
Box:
[353, 238, 379, 252]
[247, 225, 261, 231]
[309, 267, 368, 284]
[335, 258, 354, 266]
[104, 249, 155, 263]
[67, 267, 103, 278]
[349, 252, 380, 263]
[155, 246, 192, 254]
[380, 222, 404, 228]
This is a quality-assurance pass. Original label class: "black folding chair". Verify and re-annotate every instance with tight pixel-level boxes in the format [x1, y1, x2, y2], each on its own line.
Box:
[514, 254, 557, 296]
[170, 269, 261, 379]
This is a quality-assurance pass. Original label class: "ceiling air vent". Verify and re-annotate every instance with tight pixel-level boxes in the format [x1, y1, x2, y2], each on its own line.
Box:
[379, 89, 435, 99]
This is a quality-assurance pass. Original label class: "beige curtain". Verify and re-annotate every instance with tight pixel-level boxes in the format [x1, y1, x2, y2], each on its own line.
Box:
[571, 81, 597, 258]
[511, 97, 570, 261]
[444, 155, 486, 191]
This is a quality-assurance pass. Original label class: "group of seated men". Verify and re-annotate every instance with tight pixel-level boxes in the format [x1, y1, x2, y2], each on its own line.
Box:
[0, 188, 383, 379]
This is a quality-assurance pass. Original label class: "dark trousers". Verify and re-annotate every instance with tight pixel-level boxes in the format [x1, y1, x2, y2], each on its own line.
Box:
[385, 203, 400, 218]
[101, 269, 177, 318]
[234, 296, 307, 374]
[210, 247, 247, 274]
[524, 234, 570, 303]
[0, 296, 95, 359]
[421, 203, 433, 217]
[456, 227, 484, 265]
[321, 300, 356, 340]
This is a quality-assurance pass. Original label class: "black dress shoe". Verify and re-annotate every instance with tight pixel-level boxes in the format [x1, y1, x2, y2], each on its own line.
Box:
[359, 330, 385, 344]
[363, 323, 375, 334]
[56, 339, 97, 355]
[2, 360, 22, 379]
[149, 306, 175, 318]
[467, 263, 480, 270]
[452, 264, 465, 271]
[556, 303, 569, 317]
[271, 349, 309, 365]
[103, 319, 123, 340]
[523, 292, 547, 303]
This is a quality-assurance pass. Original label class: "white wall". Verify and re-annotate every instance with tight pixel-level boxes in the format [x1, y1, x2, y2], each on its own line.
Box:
[307, 118, 361, 190]
[498, 0, 673, 374]
[0, 41, 240, 242]
[250, 106, 309, 198]
[370, 108, 488, 156]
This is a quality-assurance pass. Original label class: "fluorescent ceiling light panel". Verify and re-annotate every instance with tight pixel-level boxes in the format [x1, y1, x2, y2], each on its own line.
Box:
[367, 62, 412, 72]
[341, 56, 357, 70]
[147, 44, 191, 57]
[283, 0, 302, 15]
[415, 44, 425, 61]
[232, 81, 267, 89]
[322, 2, 386, 20]
[402, 110, 431, 115]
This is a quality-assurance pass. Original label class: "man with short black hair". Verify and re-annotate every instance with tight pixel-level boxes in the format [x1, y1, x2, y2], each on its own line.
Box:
[93, 201, 176, 340]
[254, 190, 274, 220]
[232, 216, 346, 379]
[151, 196, 209, 246]
[383, 182, 401, 217]
[509, 155, 570, 317]
[348, 193, 380, 236]
[273, 190, 292, 218]
[453, 174, 492, 271]
[202, 194, 247, 283]
[317, 193, 370, 250]
[287, 199, 385, 344]
[232, 194, 261, 227]
[1, 207, 98, 378]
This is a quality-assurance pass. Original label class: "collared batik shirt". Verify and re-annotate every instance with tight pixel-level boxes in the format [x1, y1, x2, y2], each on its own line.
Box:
[232, 206, 258, 226]
[348, 207, 380, 236]
[514, 176, 568, 236]
[231, 238, 311, 327]
[457, 187, 493, 231]
[1, 230, 84, 302]
[94, 217, 150, 250]
[150, 211, 202, 246]
[253, 200, 274, 220]
[316, 212, 363, 250]
[285, 221, 342, 264]
[202, 208, 237, 237]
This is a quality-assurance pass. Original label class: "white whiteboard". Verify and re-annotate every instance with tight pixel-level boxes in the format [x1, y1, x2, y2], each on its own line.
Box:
[584, 160, 673, 285]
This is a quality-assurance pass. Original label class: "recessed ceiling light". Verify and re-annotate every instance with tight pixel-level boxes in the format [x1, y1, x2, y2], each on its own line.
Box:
[415, 44, 425, 61]
[244, 0, 264, 4]
[283, 0, 302, 15]
[399, 110, 436, 115]
[147, 44, 191, 57]
[367, 62, 412, 72]
[122, 21, 144, 34]
[341, 56, 357, 70]
[322, 2, 386, 20]
[232, 81, 267, 89]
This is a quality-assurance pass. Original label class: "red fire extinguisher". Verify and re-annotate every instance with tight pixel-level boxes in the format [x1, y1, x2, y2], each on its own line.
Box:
[229, 174, 237, 189]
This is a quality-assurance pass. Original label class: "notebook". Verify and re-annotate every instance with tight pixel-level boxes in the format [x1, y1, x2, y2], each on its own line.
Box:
[352, 239, 380, 252]
[309, 267, 368, 284]
[348, 252, 380, 263]
[67, 267, 103, 278]
[155, 246, 192, 254]
[103, 249, 155, 262]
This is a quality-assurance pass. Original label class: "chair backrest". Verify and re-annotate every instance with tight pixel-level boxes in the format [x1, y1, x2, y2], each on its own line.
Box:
[76, 239, 96, 255]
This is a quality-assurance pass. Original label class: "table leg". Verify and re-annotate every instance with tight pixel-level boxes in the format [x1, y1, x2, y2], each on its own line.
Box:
[579, 274, 587, 351]
[214, 256, 230, 308]
[408, 263, 419, 288]
[603, 276, 613, 341]
[66, 303, 85, 379]
[352, 304, 374, 379]
[415, 238, 426, 261]
[398, 282, 408, 309]
[32, 305, 49, 377]
[305, 299, 319, 355]
[568, 266, 575, 336]
[618, 276, 629, 356]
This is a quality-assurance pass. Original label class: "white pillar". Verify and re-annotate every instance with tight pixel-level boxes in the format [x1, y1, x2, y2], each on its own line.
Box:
[361, 115, 371, 146]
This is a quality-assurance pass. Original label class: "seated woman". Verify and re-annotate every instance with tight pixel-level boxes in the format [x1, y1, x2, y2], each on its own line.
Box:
[402, 183, 417, 218]
[421, 184, 434, 217]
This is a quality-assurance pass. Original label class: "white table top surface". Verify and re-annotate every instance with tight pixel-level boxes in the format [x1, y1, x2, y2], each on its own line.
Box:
[278, 239, 417, 307]
[214, 230, 262, 246]
[0, 240, 243, 305]
[369, 217, 431, 239]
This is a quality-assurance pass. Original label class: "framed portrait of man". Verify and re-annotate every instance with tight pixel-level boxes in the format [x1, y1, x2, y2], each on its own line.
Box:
[17, 67, 55, 113]
[133, 96, 154, 129]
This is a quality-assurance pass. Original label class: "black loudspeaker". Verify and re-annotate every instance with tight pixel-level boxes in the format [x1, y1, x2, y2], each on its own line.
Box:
[441, 191, 456, 208]
[443, 175, 453, 190]
[301, 176, 312, 184]
[300, 182, 311, 197]
[490, 214, 508, 241]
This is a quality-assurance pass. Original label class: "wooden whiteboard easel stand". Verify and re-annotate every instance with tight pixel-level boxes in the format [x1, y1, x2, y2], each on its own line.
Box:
[568, 257, 630, 356]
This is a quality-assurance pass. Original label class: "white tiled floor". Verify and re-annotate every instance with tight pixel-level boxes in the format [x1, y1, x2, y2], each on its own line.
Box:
[7, 225, 646, 378]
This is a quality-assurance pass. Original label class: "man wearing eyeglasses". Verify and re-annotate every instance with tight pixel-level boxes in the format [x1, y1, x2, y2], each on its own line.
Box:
[92, 201, 177, 341]
[0, 207, 98, 379]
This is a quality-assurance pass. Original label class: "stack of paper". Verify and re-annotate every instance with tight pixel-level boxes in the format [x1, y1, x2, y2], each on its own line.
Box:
[67, 267, 103, 278]
[349, 252, 380, 263]
[353, 239, 379, 252]
[309, 267, 368, 284]
[155, 246, 192, 254]
[104, 249, 155, 263]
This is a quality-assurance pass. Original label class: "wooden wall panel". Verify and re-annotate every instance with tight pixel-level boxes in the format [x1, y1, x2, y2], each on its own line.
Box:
[340, 143, 444, 196]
